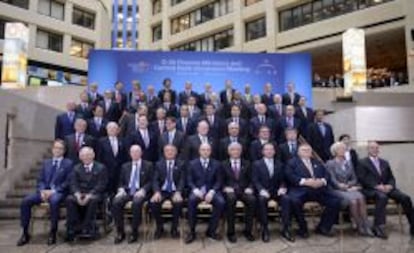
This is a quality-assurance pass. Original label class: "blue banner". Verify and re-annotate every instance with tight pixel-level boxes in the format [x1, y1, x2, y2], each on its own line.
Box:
[88, 50, 312, 105]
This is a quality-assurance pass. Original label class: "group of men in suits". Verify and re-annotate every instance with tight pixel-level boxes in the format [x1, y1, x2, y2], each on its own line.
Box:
[17, 80, 414, 246]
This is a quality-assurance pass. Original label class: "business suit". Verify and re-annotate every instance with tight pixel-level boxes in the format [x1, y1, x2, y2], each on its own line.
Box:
[282, 92, 301, 106]
[295, 106, 314, 127]
[306, 122, 334, 162]
[252, 159, 293, 233]
[249, 116, 275, 138]
[187, 158, 225, 236]
[179, 91, 198, 105]
[114, 90, 128, 112]
[150, 120, 167, 137]
[161, 103, 178, 118]
[20, 158, 73, 234]
[218, 136, 248, 161]
[357, 157, 414, 232]
[112, 161, 153, 236]
[261, 93, 274, 106]
[127, 129, 159, 162]
[225, 117, 249, 139]
[176, 117, 196, 136]
[64, 133, 95, 163]
[97, 136, 127, 194]
[66, 162, 108, 236]
[249, 139, 278, 162]
[158, 89, 177, 105]
[275, 116, 303, 143]
[55, 112, 76, 140]
[223, 101, 249, 119]
[186, 105, 202, 122]
[268, 104, 285, 122]
[150, 159, 186, 233]
[88, 92, 103, 106]
[199, 115, 226, 140]
[220, 89, 235, 106]
[146, 95, 161, 121]
[222, 159, 255, 237]
[158, 130, 188, 160]
[119, 113, 138, 137]
[98, 100, 122, 122]
[186, 134, 218, 160]
[285, 157, 341, 234]
[87, 117, 108, 139]
[278, 141, 298, 164]
[75, 104, 93, 119]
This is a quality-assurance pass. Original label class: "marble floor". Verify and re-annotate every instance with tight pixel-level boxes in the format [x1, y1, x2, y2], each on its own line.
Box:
[1, 216, 414, 253]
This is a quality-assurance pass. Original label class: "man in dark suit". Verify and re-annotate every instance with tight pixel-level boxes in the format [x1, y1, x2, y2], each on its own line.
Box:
[219, 122, 248, 161]
[282, 82, 301, 106]
[267, 94, 285, 122]
[186, 120, 217, 160]
[186, 96, 202, 122]
[150, 107, 167, 137]
[295, 96, 314, 129]
[97, 122, 126, 195]
[87, 105, 108, 139]
[219, 80, 235, 107]
[249, 103, 275, 138]
[99, 90, 122, 122]
[158, 78, 177, 105]
[225, 105, 249, 139]
[146, 85, 161, 121]
[114, 81, 128, 112]
[185, 143, 225, 244]
[252, 143, 295, 242]
[199, 83, 214, 109]
[306, 109, 334, 162]
[285, 144, 341, 238]
[64, 118, 95, 164]
[261, 82, 274, 106]
[278, 128, 299, 164]
[249, 126, 277, 161]
[17, 140, 73, 246]
[222, 142, 255, 242]
[176, 105, 196, 136]
[112, 145, 153, 244]
[150, 145, 186, 239]
[55, 101, 77, 140]
[199, 103, 225, 141]
[158, 117, 187, 160]
[88, 83, 104, 106]
[160, 91, 178, 118]
[275, 105, 303, 143]
[179, 81, 199, 106]
[65, 147, 108, 241]
[75, 92, 93, 119]
[128, 115, 158, 162]
[357, 141, 414, 239]
[120, 111, 140, 138]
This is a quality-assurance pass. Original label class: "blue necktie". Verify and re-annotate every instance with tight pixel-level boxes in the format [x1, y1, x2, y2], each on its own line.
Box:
[319, 123, 326, 137]
[49, 160, 59, 189]
[129, 163, 139, 195]
[166, 161, 173, 193]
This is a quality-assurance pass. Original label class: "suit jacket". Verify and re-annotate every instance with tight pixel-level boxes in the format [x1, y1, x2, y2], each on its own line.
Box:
[275, 116, 303, 143]
[158, 89, 177, 104]
[306, 122, 334, 161]
[161, 103, 179, 118]
[278, 142, 298, 164]
[55, 112, 75, 140]
[152, 159, 186, 193]
[261, 93, 274, 106]
[150, 120, 167, 137]
[176, 117, 196, 136]
[98, 100, 122, 122]
[178, 91, 199, 105]
[249, 116, 275, 138]
[295, 106, 314, 126]
[119, 113, 138, 137]
[218, 136, 248, 161]
[225, 117, 249, 139]
[282, 92, 301, 106]
[187, 134, 217, 160]
[356, 157, 396, 190]
[37, 158, 73, 194]
[268, 104, 286, 122]
[348, 149, 359, 169]
[75, 104, 93, 119]
[88, 92, 104, 106]
[222, 100, 249, 119]
[249, 140, 278, 162]
[219, 89, 235, 106]
[64, 133, 95, 163]
[87, 118, 108, 139]
[187, 158, 223, 192]
[146, 95, 161, 121]
[127, 129, 159, 162]
[158, 130, 188, 160]
[118, 160, 153, 194]
[97, 136, 127, 174]
[198, 115, 226, 140]
[222, 159, 251, 194]
[186, 105, 202, 122]
[70, 162, 108, 195]
[285, 157, 330, 190]
[326, 159, 358, 190]
[252, 158, 285, 196]
[114, 91, 128, 111]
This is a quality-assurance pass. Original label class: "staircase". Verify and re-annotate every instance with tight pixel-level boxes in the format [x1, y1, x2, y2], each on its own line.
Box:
[0, 152, 50, 219]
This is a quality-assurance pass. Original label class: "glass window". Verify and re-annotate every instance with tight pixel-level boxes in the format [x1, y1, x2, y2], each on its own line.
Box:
[313, 0, 323, 21]
[0, 0, 29, 9]
[172, 28, 234, 51]
[245, 17, 266, 41]
[279, 10, 292, 31]
[152, 24, 162, 42]
[200, 3, 215, 22]
[321, 0, 334, 19]
[292, 7, 302, 27]
[36, 29, 63, 52]
[152, 0, 162, 14]
[171, 0, 185, 6]
[302, 3, 312, 25]
[70, 39, 94, 58]
[72, 7, 95, 29]
[38, 0, 64, 20]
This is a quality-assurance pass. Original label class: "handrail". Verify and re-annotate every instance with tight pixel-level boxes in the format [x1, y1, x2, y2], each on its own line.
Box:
[298, 135, 323, 163]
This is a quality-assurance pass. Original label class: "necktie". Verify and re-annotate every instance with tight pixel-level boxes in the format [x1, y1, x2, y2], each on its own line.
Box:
[302, 107, 307, 117]
[287, 117, 293, 128]
[266, 160, 274, 177]
[203, 160, 209, 170]
[319, 123, 326, 137]
[130, 163, 140, 195]
[289, 142, 296, 155]
[142, 130, 149, 148]
[76, 134, 82, 151]
[277, 104, 281, 115]
[182, 118, 187, 132]
[85, 165, 91, 173]
[232, 160, 239, 180]
[68, 112, 74, 123]
[49, 160, 59, 189]
[166, 161, 173, 192]
[373, 158, 382, 176]
[168, 132, 174, 144]
[304, 159, 314, 178]
[159, 121, 164, 133]
[111, 137, 118, 156]
[233, 117, 238, 124]
[259, 116, 264, 124]
[95, 118, 101, 130]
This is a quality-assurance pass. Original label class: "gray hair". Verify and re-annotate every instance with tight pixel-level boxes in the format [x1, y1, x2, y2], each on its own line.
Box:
[330, 142, 346, 157]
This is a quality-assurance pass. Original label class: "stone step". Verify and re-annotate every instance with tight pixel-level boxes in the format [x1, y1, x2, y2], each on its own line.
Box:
[0, 198, 22, 208]
[15, 179, 37, 189]
[0, 208, 20, 219]
[6, 189, 33, 198]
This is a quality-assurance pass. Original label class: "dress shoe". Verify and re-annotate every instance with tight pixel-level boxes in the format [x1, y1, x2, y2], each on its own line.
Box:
[47, 233, 57, 245]
[243, 231, 255, 242]
[227, 234, 237, 243]
[297, 229, 309, 239]
[171, 229, 180, 239]
[128, 232, 138, 243]
[262, 229, 270, 242]
[114, 233, 125, 244]
[315, 227, 335, 237]
[185, 233, 196, 244]
[282, 229, 295, 242]
[65, 233, 75, 243]
[358, 226, 374, 237]
[154, 228, 164, 240]
[16, 233, 30, 246]
[372, 226, 388, 239]
[206, 232, 221, 241]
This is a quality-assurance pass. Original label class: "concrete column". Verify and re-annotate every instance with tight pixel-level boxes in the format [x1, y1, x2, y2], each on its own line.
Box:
[161, 0, 170, 51]
[403, 0, 414, 85]
[265, 0, 277, 52]
[232, 0, 243, 51]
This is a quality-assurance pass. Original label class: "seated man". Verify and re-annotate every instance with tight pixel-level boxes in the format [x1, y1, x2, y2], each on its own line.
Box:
[285, 144, 341, 238]
[150, 144, 186, 239]
[252, 143, 295, 242]
[112, 145, 153, 244]
[65, 147, 108, 241]
[357, 141, 414, 239]
[185, 143, 225, 244]
[222, 142, 256, 243]
[17, 140, 73, 246]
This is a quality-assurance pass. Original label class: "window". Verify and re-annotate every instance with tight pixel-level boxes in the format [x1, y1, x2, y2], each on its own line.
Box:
[171, 0, 185, 6]
[245, 0, 262, 6]
[152, 24, 162, 42]
[152, 0, 161, 15]
[36, 29, 63, 52]
[0, 0, 29, 9]
[0, 19, 8, 39]
[72, 7, 95, 29]
[70, 39, 94, 58]
[38, 0, 64, 20]
[172, 28, 234, 51]
[245, 17, 266, 41]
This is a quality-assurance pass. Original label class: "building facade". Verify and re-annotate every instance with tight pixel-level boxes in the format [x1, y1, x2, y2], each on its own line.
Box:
[112, 0, 139, 49]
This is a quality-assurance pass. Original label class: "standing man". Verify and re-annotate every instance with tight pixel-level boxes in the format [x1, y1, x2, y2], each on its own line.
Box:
[306, 109, 334, 162]
[282, 82, 301, 106]
[55, 101, 77, 140]
[64, 118, 95, 164]
[158, 117, 187, 160]
[17, 140, 73, 246]
[128, 115, 158, 162]
[87, 105, 108, 139]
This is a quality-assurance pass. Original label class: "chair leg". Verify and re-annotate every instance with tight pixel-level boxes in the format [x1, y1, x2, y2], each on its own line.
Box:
[398, 203, 403, 233]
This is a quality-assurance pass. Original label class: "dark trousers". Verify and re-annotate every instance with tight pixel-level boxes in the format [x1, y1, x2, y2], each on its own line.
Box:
[187, 192, 225, 235]
[66, 194, 102, 234]
[224, 192, 255, 236]
[257, 194, 292, 231]
[112, 194, 147, 234]
[362, 188, 414, 231]
[149, 192, 183, 231]
[289, 188, 341, 232]
[20, 192, 64, 233]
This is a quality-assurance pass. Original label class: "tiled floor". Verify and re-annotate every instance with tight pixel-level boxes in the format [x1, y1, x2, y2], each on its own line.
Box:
[1, 216, 414, 253]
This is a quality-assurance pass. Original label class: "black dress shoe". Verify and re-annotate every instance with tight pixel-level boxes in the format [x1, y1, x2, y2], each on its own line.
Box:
[243, 231, 255, 242]
[227, 234, 237, 243]
[206, 232, 221, 241]
[16, 233, 30, 246]
[128, 232, 138, 243]
[372, 226, 388, 239]
[47, 233, 57, 245]
[65, 233, 75, 243]
[262, 230, 270, 242]
[185, 233, 196, 244]
[154, 228, 164, 240]
[282, 229, 295, 242]
[171, 229, 180, 239]
[315, 227, 335, 237]
[297, 229, 309, 239]
[114, 233, 125, 244]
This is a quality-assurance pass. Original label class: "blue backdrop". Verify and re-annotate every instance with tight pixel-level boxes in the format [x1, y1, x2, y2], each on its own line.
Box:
[88, 50, 312, 106]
